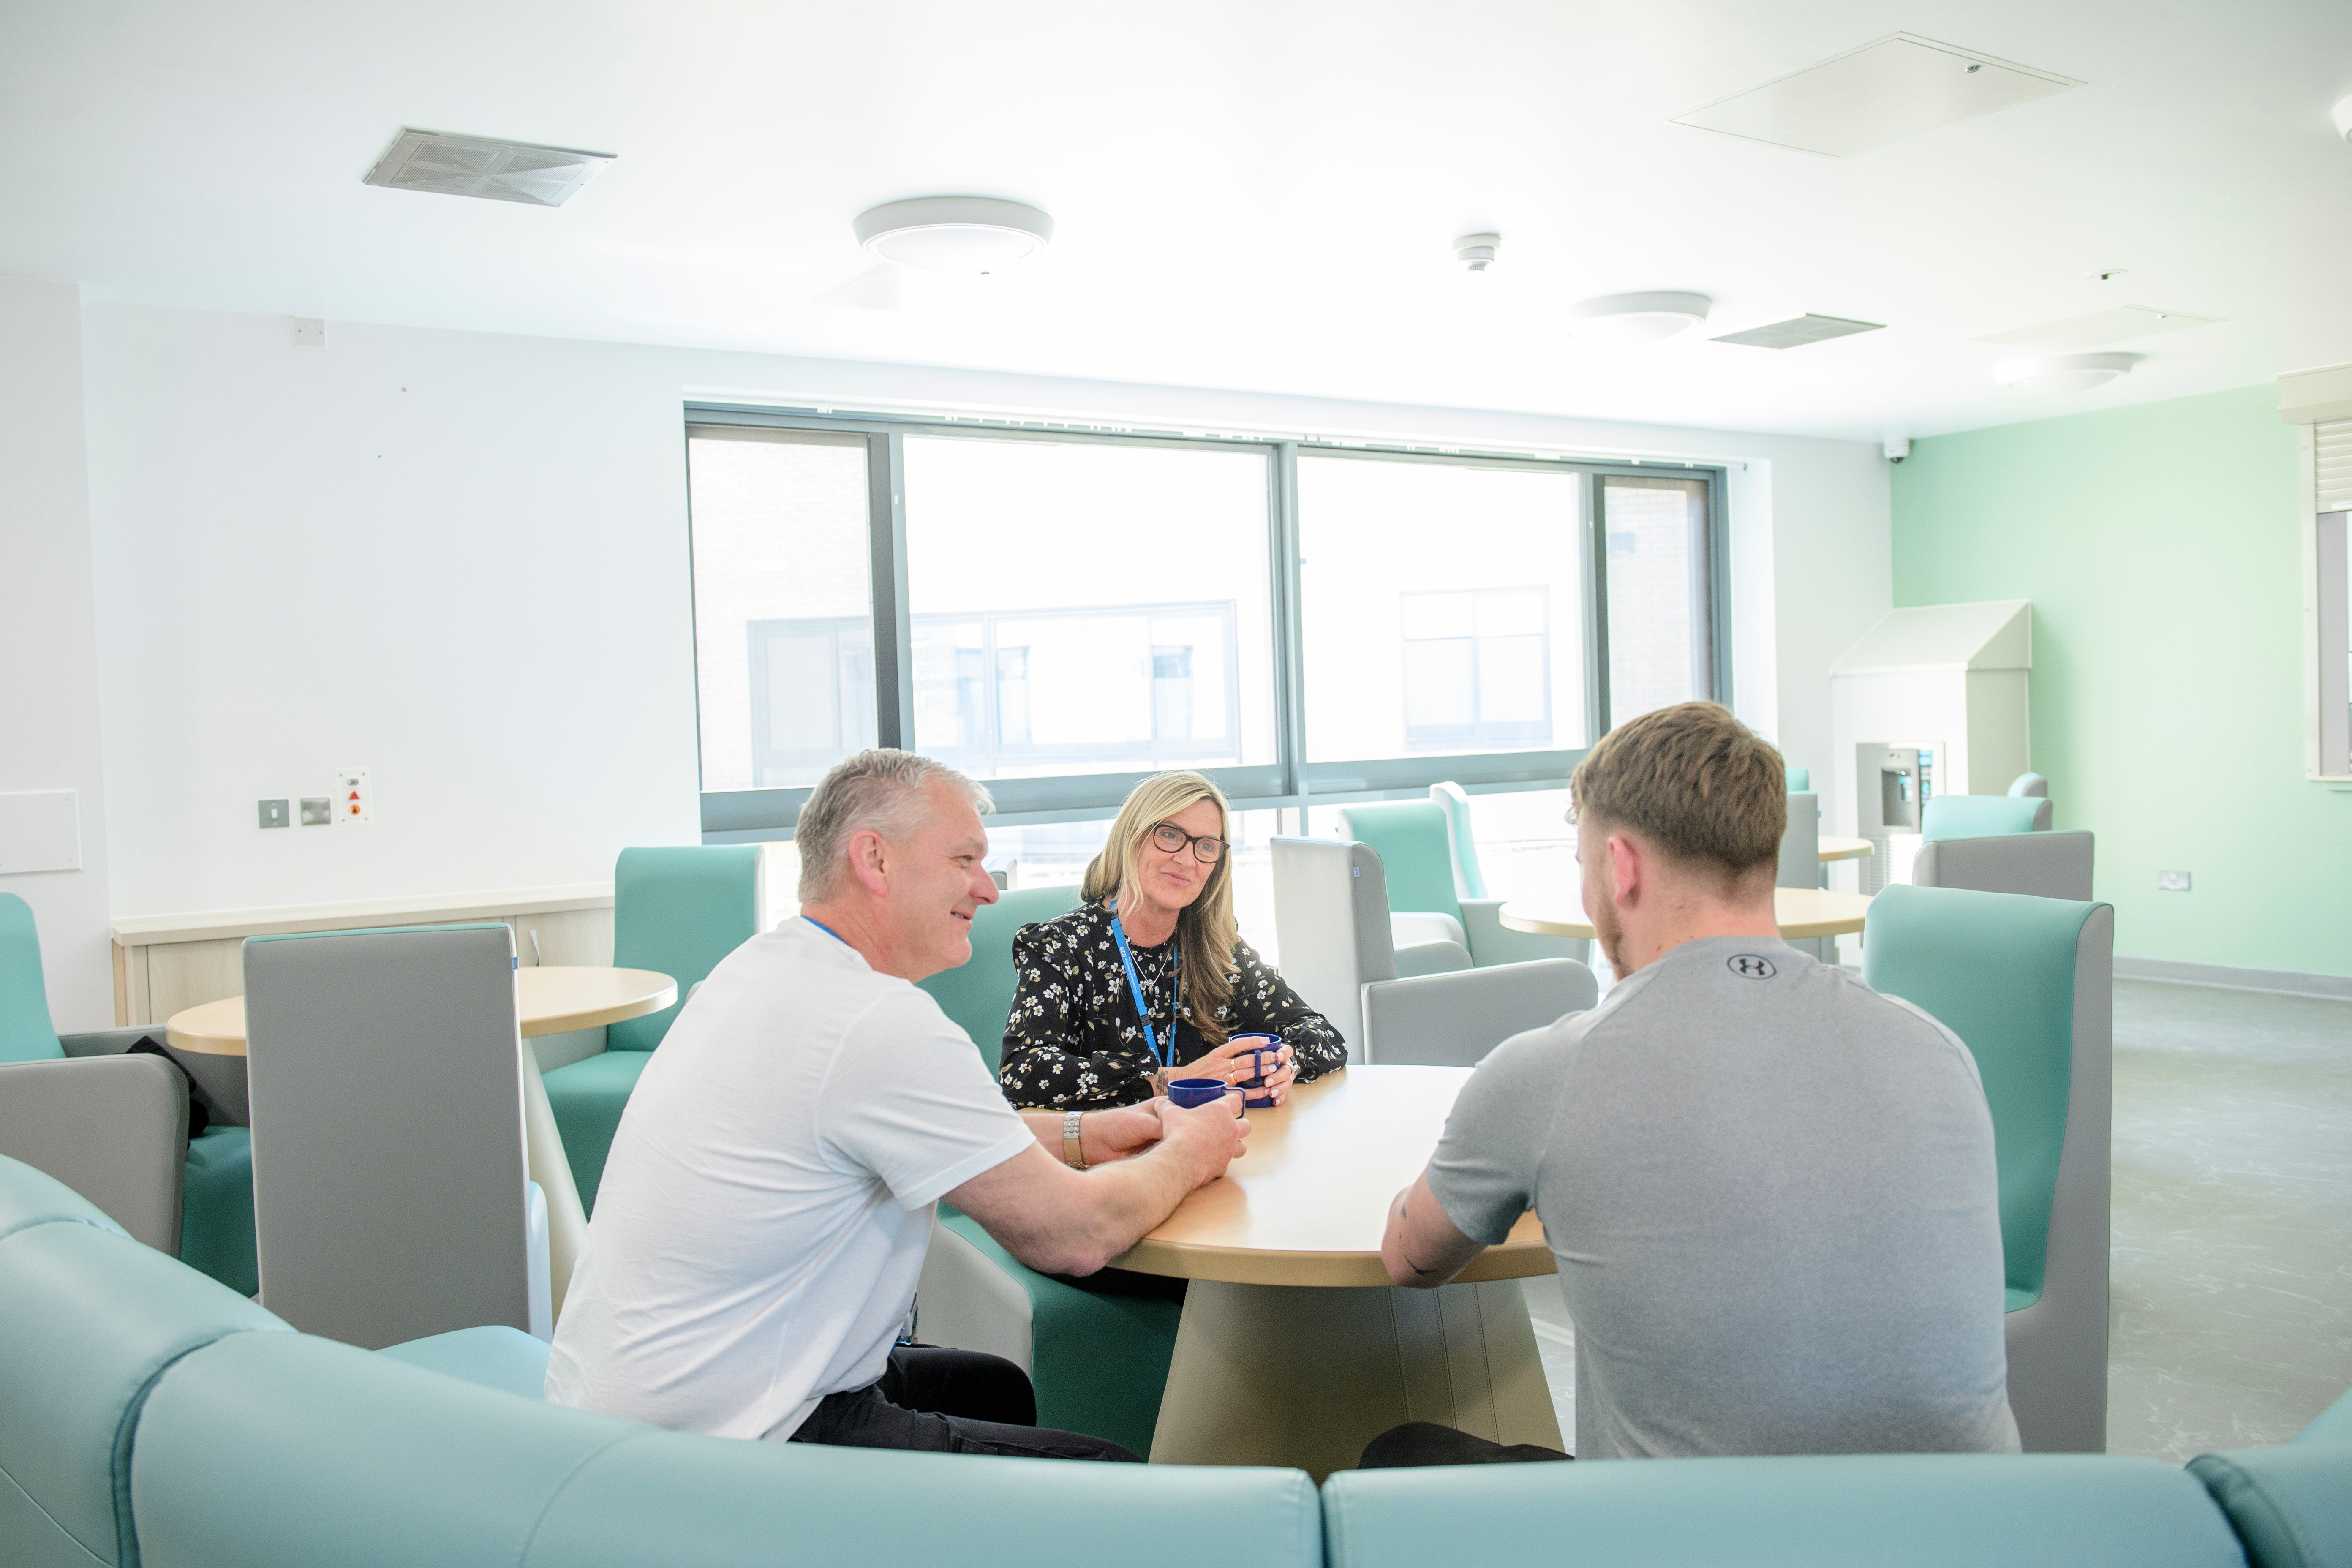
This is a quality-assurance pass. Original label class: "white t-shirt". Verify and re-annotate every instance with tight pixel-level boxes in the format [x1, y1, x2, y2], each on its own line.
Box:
[544, 917, 1036, 1440]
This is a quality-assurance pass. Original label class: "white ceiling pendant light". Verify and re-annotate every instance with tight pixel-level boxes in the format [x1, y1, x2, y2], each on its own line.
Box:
[852, 196, 1054, 273]
[1566, 291, 1712, 345]
[1993, 351, 2137, 394]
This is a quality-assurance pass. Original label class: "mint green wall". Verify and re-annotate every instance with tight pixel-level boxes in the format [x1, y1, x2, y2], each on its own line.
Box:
[1892, 384, 2350, 978]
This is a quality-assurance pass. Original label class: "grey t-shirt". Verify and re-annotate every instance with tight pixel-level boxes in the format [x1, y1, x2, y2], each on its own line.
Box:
[1428, 935, 2020, 1460]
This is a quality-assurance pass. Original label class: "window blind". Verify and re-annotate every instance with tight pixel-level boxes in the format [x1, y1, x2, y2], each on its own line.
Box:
[2319, 418, 2352, 514]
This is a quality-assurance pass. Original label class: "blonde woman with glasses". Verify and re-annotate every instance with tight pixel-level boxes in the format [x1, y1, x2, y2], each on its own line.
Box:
[999, 772, 1348, 1113]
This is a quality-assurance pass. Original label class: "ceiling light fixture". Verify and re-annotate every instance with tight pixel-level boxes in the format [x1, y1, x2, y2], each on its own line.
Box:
[1993, 352, 2137, 394]
[852, 196, 1054, 273]
[1454, 233, 1501, 273]
[1566, 292, 1712, 345]
[2334, 94, 2352, 142]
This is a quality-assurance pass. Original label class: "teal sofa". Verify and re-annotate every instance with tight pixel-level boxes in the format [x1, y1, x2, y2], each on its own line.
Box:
[4, 1148, 2346, 1568]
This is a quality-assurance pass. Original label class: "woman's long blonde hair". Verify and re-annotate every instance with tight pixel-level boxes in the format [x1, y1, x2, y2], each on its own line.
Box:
[1080, 772, 1238, 1048]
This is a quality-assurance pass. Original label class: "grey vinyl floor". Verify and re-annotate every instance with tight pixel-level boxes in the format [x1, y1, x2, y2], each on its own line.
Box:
[1520, 977, 2352, 1460]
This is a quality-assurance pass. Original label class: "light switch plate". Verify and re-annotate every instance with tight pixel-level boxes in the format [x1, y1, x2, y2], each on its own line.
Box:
[333, 768, 371, 825]
[299, 797, 332, 826]
[258, 798, 290, 829]
[290, 316, 325, 347]
[2157, 869, 2192, 891]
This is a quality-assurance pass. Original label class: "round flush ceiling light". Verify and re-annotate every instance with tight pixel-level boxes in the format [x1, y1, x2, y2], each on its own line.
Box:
[1565, 291, 1712, 345]
[852, 196, 1054, 273]
[1993, 351, 2138, 395]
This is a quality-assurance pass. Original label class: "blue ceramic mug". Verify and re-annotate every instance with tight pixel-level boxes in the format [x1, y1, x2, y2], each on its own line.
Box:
[1226, 1032, 1283, 1108]
[1166, 1077, 1234, 1111]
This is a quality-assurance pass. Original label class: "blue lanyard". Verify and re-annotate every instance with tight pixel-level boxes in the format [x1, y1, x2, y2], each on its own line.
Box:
[804, 916, 848, 945]
[1106, 898, 1179, 1070]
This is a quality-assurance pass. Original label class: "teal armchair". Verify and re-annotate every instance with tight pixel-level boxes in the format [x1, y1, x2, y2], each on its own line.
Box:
[1786, 765, 1811, 791]
[913, 883, 1180, 1457]
[1426, 781, 1490, 899]
[2009, 771, 2050, 798]
[0, 893, 256, 1292]
[542, 847, 763, 1213]
[1340, 799, 1586, 970]
[917, 884, 1081, 1074]
[1922, 793, 2052, 840]
[1863, 882, 2115, 1453]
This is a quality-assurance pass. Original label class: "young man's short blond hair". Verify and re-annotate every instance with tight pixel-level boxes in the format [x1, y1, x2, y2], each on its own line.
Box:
[1570, 702, 1787, 882]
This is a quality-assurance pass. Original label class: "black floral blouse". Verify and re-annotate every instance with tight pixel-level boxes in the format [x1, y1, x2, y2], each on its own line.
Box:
[999, 899, 1349, 1109]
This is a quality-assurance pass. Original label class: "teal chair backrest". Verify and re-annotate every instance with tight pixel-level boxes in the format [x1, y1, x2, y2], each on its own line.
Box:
[1786, 766, 1810, 792]
[918, 885, 1083, 1073]
[1427, 783, 1488, 901]
[1922, 795, 2044, 842]
[1862, 883, 2098, 1305]
[0, 894, 66, 1064]
[609, 847, 764, 1051]
[2008, 773, 2049, 797]
[1338, 802, 1462, 921]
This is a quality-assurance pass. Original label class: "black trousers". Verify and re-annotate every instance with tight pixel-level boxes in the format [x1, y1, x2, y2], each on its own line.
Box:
[1358, 1421, 1573, 1468]
[784, 1345, 1141, 1462]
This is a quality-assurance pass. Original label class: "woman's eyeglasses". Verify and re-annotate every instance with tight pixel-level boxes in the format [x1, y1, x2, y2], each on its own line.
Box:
[1149, 821, 1226, 863]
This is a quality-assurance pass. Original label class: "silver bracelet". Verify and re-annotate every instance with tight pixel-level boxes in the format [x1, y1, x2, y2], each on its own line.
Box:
[1062, 1110, 1088, 1171]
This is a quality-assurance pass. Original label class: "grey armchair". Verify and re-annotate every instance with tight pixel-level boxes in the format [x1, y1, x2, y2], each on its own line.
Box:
[1914, 831, 2095, 902]
[244, 923, 548, 1348]
[1271, 837, 1598, 1067]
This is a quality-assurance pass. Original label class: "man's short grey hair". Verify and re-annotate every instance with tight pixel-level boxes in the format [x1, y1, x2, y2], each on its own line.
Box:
[795, 749, 994, 902]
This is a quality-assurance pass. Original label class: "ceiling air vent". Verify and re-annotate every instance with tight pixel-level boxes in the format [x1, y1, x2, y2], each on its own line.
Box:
[1711, 314, 1886, 349]
[1672, 34, 2079, 158]
[362, 128, 614, 207]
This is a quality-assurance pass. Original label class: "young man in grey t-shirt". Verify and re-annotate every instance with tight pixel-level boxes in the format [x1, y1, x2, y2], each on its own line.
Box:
[1370, 703, 2019, 1465]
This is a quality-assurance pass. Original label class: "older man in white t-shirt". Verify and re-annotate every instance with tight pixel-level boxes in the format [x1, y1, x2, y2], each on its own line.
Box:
[547, 750, 1248, 1460]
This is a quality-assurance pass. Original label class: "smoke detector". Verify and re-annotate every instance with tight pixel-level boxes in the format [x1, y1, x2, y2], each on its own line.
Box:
[1453, 233, 1501, 273]
[853, 197, 1054, 272]
[1993, 352, 2137, 394]
[362, 129, 614, 207]
[1567, 291, 1712, 345]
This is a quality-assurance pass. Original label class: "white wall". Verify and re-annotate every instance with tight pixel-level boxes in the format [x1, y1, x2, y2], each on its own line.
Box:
[78, 301, 1892, 925]
[1, 277, 115, 1031]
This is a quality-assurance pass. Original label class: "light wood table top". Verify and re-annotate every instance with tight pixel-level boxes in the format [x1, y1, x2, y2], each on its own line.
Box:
[1499, 886, 1875, 942]
[1110, 1066, 1549, 1289]
[1819, 835, 1873, 862]
[163, 966, 678, 1057]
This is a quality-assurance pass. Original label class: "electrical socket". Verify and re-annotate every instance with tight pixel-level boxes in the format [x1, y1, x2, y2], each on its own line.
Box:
[2157, 869, 2192, 892]
[257, 799, 290, 829]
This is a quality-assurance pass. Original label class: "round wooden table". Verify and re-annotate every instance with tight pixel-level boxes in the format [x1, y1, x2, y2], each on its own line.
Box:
[1111, 1066, 1561, 1479]
[1499, 886, 1875, 942]
[163, 966, 675, 1320]
[163, 966, 678, 1056]
[1819, 835, 1873, 862]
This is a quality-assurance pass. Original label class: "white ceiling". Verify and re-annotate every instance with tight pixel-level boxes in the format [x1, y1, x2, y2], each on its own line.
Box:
[5, 0, 2349, 441]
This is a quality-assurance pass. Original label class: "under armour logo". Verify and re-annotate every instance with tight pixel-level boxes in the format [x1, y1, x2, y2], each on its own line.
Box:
[1727, 953, 1777, 980]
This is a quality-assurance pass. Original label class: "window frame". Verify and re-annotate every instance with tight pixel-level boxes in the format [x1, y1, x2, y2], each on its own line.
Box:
[686, 407, 1729, 837]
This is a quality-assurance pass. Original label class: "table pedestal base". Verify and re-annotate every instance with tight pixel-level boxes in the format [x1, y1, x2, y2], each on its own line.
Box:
[1148, 1277, 1560, 1480]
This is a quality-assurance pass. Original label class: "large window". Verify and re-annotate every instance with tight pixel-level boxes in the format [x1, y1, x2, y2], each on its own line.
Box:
[901, 434, 1277, 779]
[686, 410, 1725, 837]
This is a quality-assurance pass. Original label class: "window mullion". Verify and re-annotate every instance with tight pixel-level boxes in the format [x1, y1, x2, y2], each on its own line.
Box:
[866, 431, 914, 749]
[1270, 441, 1307, 802]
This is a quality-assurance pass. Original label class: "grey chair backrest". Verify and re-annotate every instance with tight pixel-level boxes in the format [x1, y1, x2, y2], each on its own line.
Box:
[2008, 772, 2050, 798]
[1914, 831, 2093, 902]
[245, 923, 529, 1348]
[1270, 837, 1399, 1061]
[2006, 903, 2113, 1453]
[1777, 791, 1821, 890]
[0, 1055, 187, 1252]
[1360, 959, 1598, 1068]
